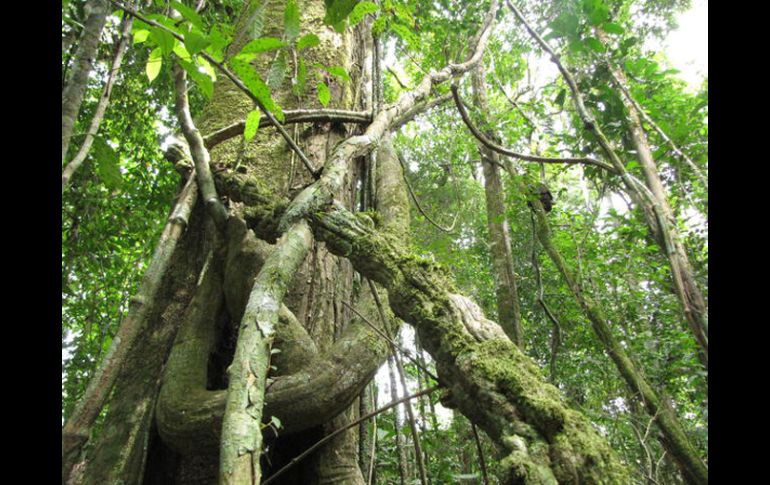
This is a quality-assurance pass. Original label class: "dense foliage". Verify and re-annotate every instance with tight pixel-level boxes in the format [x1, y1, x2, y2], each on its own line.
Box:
[62, 0, 707, 483]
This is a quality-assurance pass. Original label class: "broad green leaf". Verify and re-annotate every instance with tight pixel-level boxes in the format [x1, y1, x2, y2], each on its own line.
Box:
[554, 89, 566, 108]
[293, 57, 307, 96]
[92, 137, 123, 190]
[146, 47, 163, 82]
[184, 31, 210, 56]
[585, 37, 606, 53]
[602, 22, 625, 35]
[173, 42, 192, 62]
[133, 29, 150, 44]
[170, 1, 204, 31]
[150, 27, 175, 55]
[197, 56, 217, 81]
[349, 1, 378, 27]
[206, 25, 232, 62]
[324, 65, 351, 82]
[244, 109, 261, 141]
[270, 415, 282, 429]
[588, 5, 609, 25]
[179, 59, 213, 99]
[267, 49, 289, 90]
[284, 0, 300, 42]
[229, 55, 285, 121]
[372, 15, 387, 35]
[317, 81, 330, 107]
[247, 1, 268, 39]
[240, 37, 287, 55]
[390, 23, 419, 47]
[324, 0, 357, 31]
[297, 33, 320, 51]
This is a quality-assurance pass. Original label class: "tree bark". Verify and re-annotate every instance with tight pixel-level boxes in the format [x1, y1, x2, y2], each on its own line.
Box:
[62, 174, 198, 483]
[62, 9, 133, 193]
[62, 0, 109, 167]
[597, 36, 708, 362]
[471, 66, 524, 347]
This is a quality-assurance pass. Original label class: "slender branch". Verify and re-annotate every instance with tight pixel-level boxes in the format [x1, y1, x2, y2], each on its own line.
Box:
[367, 383, 378, 485]
[262, 386, 441, 485]
[390, 92, 453, 131]
[605, 64, 707, 189]
[203, 109, 373, 149]
[62, 8, 133, 193]
[529, 212, 561, 382]
[368, 281, 428, 485]
[342, 299, 438, 382]
[450, 84, 617, 172]
[111, 1, 320, 178]
[387, 65, 411, 89]
[471, 423, 490, 485]
[396, 150, 459, 234]
[172, 62, 228, 230]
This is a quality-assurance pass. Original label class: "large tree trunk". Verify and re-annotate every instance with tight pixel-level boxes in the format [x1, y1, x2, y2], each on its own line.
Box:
[76, 1, 634, 483]
[80, 1, 378, 483]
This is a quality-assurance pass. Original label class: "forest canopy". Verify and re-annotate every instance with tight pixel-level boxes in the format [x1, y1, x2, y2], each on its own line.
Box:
[62, 0, 707, 484]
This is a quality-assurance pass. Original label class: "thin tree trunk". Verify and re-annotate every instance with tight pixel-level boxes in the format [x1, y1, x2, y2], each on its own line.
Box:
[471, 66, 525, 347]
[528, 196, 707, 485]
[62, 0, 109, 167]
[462, 42, 705, 482]
[388, 355, 409, 485]
[596, 32, 708, 361]
[507, 1, 708, 363]
[62, 9, 133, 193]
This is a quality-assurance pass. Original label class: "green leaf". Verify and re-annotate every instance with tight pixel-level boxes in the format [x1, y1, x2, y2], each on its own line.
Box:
[588, 4, 610, 25]
[284, 0, 300, 42]
[585, 37, 606, 53]
[170, 1, 204, 31]
[293, 57, 307, 96]
[173, 42, 192, 62]
[244, 109, 262, 141]
[267, 49, 289, 90]
[240, 37, 287, 55]
[179, 59, 213, 99]
[184, 31, 210, 56]
[270, 415, 282, 429]
[150, 27, 175, 55]
[133, 29, 150, 44]
[325, 65, 351, 82]
[146, 47, 163, 82]
[206, 25, 231, 62]
[349, 1, 378, 27]
[317, 81, 331, 107]
[297, 33, 320, 51]
[602, 22, 625, 35]
[197, 56, 217, 82]
[554, 89, 566, 108]
[229, 55, 285, 121]
[92, 137, 123, 190]
[324, 0, 358, 31]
